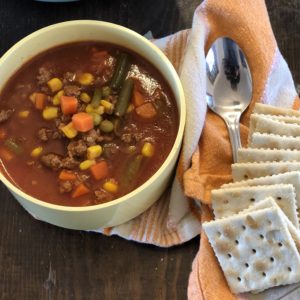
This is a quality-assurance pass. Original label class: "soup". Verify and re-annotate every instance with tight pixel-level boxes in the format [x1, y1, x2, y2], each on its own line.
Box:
[0, 42, 179, 206]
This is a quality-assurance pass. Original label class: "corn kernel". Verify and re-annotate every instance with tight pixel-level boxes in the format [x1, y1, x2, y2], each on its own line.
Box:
[31, 146, 43, 157]
[126, 104, 134, 113]
[79, 159, 95, 170]
[18, 110, 30, 118]
[42, 106, 58, 120]
[52, 90, 64, 106]
[61, 122, 78, 139]
[87, 145, 102, 160]
[85, 104, 104, 115]
[47, 78, 63, 93]
[103, 180, 118, 193]
[80, 92, 91, 103]
[29, 93, 36, 103]
[100, 100, 114, 114]
[78, 73, 94, 85]
[141, 142, 155, 157]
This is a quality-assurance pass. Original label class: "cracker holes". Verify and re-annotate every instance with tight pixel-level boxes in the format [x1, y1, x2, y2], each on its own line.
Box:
[235, 240, 239, 245]
[270, 257, 275, 262]
[267, 219, 272, 225]
[259, 234, 264, 239]
[242, 225, 246, 230]
[227, 253, 232, 258]
[250, 198, 255, 203]
[245, 263, 249, 268]
[223, 200, 229, 205]
[262, 272, 266, 277]
[288, 267, 292, 272]
[276, 196, 282, 201]
[217, 231, 222, 237]
[243, 174, 248, 180]
[237, 277, 242, 282]
[278, 242, 283, 247]
[252, 249, 257, 254]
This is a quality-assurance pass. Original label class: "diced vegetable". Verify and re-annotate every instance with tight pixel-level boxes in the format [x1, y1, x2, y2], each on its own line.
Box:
[0, 148, 13, 161]
[29, 92, 36, 103]
[87, 145, 102, 160]
[72, 112, 94, 132]
[47, 78, 63, 93]
[78, 73, 94, 85]
[102, 86, 111, 97]
[59, 170, 77, 181]
[30, 146, 43, 158]
[141, 142, 155, 157]
[34, 93, 47, 110]
[100, 100, 114, 114]
[80, 92, 91, 103]
[79, 159, 95, 170]
[110, 53, 130, 90]
[0, 128, 7, 140]
[72, 183, 90, 198]
[100, 120, 114, 133]
[114, 78, 134, 117]
[122, 154, 143, 186]
[90, 160, 109, 180]
[42, 106, 58, 120]
[89, 112, 102, 126]
[61, 95, 78, 115]
[52, 90, 64, 106]
[135, 102, 157, 119]
[127, 104, 135, 113]
[4, 138, 23, 155]
[103, 179, 118, 193]
[18, 110, 30, 118]
[91, 88, 102, 108]
[132, 88, 145, 107]
[61, 122, 78, 139]
[85, 104, 104, 115]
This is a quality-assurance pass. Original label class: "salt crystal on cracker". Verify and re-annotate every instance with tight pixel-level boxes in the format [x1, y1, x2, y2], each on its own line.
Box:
[237, 148, 300, 163]
[203, 207, 300, 294]
[212, 184, 299, 228]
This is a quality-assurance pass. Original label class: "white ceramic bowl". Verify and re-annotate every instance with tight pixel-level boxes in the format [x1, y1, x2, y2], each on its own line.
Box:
[0, 20, 185, 230]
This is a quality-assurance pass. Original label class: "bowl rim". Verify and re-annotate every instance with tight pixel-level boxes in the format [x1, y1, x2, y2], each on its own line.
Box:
[0, 20, 186, 212]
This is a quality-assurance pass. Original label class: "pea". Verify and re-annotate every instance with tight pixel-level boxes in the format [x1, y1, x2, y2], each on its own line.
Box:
[89, 112, 102, 126]
[100, 120, 114, 133]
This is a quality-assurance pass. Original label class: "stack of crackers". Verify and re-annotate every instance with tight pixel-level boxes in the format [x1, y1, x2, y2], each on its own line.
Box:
[203, 103, 300, 294]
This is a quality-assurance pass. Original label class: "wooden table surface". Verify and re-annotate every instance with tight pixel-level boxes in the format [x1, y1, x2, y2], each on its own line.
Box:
[0, 1, 299, 299]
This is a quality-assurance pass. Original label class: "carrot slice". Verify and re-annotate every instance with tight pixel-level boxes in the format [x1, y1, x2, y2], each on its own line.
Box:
[71, 183, 90, 198]
[90, 160, 109, 180]
[59, 170, 77, 181]
[132, 88, 145, 107]
[72, 112, 93, 132]
[61, 96, 78, 115]
[0, 148, 13, 161]
[35, 93, 47, 110]
[135, 102, 157, 119]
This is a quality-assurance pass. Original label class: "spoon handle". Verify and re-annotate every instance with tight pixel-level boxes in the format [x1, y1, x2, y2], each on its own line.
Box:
[223, 114, 242, 163]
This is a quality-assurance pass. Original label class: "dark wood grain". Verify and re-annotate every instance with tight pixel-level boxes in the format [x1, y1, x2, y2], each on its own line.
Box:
[0, 1, 299, 299]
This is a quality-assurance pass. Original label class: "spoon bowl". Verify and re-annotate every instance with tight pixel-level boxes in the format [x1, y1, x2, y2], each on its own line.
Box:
[206, 37, 252, 162]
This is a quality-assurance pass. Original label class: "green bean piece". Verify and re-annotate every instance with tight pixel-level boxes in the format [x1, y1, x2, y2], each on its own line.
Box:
[110, 53, 130, 90]
[102, 86, 111, 98]
[91, 88, 102, 108]
[4, 138, 23, 155]
[114, 78, 134, 117]
[122, 154, 143, 186]
[100, 120, 114, 133]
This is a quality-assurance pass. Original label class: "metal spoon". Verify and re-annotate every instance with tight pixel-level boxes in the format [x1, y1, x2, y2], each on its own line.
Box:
[206, 37, 252, 162]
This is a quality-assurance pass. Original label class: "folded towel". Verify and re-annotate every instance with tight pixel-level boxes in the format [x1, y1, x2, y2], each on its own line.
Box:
[94, 0, 299, 298]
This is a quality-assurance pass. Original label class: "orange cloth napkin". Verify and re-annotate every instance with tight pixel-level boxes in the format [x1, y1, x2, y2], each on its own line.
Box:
[94, 0, 299, 298]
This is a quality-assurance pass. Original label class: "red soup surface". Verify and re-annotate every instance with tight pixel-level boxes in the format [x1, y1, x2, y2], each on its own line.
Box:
[0, 42, 179, 206]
